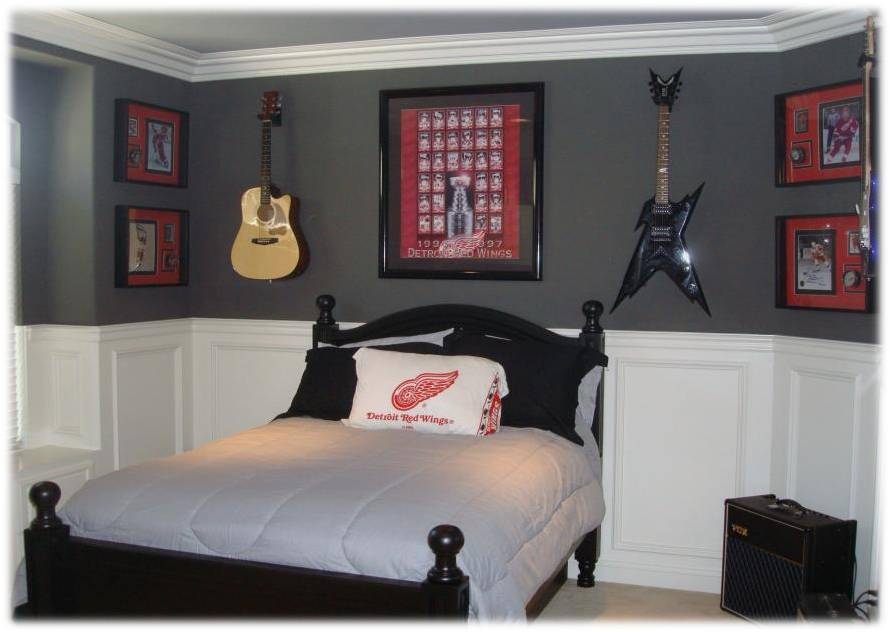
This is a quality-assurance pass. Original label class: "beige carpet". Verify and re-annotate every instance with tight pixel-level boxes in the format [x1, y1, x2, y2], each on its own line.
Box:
[538, 581, 741, 621]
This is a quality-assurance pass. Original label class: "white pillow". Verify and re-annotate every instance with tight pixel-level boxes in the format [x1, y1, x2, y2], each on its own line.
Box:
[345, 347, 508, 436]
[319, 329, 454, 349]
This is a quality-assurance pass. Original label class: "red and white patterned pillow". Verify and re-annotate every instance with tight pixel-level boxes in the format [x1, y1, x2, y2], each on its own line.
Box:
[344, 347, 508, 436]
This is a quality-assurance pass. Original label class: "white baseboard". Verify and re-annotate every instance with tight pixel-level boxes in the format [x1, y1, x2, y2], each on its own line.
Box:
[17, 318, 880, 595]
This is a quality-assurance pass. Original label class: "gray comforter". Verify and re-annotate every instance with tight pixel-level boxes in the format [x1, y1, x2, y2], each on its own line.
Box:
[15, 418, 605, 620]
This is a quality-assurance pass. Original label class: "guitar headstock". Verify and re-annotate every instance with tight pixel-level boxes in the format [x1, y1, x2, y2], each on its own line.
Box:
[649, 68, 683, 109]
[257, 91, 282, 125]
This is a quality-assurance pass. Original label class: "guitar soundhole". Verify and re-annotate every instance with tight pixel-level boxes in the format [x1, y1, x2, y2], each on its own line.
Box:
[257, 203, 275, 223]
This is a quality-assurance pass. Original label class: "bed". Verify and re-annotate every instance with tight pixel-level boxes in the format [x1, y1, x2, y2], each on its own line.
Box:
[18, 295, 607, 619]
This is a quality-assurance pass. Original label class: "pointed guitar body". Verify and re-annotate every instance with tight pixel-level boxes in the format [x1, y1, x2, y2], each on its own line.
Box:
[231, 187, 306, 280]
[612, 183, 710, 315]
[612, 67, 710, 315]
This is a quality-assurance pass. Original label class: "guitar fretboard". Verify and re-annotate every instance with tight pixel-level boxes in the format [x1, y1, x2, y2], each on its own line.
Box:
[655, 104, 670, 205]
[260, 120, 272, 205]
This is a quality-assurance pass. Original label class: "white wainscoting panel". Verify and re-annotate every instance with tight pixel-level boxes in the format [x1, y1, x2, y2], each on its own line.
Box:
[772, 336, 880, 596]
[112, 346, 183, 469]
[99, 320, 192, 476]
[595, 331, 775, 593]
[23, 326, 101, 451]
[18, 320, 879, 596]
[209, 344, 305, 440]
[191, 319, 314, 447]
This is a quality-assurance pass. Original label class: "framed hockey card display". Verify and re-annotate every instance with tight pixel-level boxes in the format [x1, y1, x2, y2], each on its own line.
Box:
[114, 99, 189, 187]
[775, 213, 872, 312]
[775, 80, 868, 186]
[115, 206, 189, 287]
[379, 83, 543, 279]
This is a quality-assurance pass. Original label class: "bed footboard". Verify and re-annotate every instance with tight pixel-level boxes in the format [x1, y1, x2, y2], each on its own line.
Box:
[23, 482, 469, 618]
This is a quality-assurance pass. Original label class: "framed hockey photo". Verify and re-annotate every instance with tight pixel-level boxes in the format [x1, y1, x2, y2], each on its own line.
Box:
[114, 99, 189, 187]
[379, 83, 543, 280]
[776, 213, 872, 312]
[819, 99, 862, 169]
[775, 80, 869, 186]
[115, 206, 189, 288]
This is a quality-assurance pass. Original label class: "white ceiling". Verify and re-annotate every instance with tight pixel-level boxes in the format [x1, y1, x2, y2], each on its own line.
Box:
[76, 10, 772, 53]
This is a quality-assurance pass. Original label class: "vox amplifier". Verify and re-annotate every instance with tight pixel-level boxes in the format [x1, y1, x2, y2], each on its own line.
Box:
[721, 494, 856, 621]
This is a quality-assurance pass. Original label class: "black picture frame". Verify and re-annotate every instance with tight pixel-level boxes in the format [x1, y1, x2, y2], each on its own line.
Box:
[775, 213, 873, 313]
[114, 99, 189, 188]
[379, 83, 544, 280]
[115, 206, 189, 288]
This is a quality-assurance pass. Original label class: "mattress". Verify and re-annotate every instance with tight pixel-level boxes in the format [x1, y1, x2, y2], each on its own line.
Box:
[14, 418, 605, 620]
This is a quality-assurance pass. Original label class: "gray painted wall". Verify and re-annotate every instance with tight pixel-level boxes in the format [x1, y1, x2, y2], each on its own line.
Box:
[188, 34, 875, 342]
[13, 36, 191, 326]
[11, 33, 877, 342]
[13, 55, 95, 324]
[12, 59, 55, 325]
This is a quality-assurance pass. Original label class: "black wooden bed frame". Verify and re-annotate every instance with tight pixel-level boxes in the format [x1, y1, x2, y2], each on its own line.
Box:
[21, 295, 606, 619]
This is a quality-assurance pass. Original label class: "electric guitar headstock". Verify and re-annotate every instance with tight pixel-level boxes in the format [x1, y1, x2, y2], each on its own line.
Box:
[257, 91, 282, 125]
[649, 68, 683, 110]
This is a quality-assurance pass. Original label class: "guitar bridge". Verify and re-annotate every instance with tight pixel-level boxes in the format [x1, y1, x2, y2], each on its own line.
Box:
[251, 237, 279, 246]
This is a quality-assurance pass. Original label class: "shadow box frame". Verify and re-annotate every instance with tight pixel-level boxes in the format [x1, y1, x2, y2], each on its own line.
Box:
[115, 205, 190, 288]
[378, 82, 544, 280]
[775, 212, 874, 313]
[774, 79, 873, 187]
[114, 99, 190, 188]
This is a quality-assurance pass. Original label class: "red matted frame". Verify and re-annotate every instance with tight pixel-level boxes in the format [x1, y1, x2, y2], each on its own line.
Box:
[115, 206, 189, 288]
[775, 213, 873, 312]
[775, 80, 868, 186]
[379, 83, 543, 280]
[114, 99, 189, 187]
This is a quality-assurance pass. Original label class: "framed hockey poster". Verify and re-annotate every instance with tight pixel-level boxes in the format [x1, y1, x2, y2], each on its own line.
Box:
[379, 83, 543, 279]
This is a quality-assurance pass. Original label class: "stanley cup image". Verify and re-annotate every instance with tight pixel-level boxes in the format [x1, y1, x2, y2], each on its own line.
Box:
[447, 175, 474, 239]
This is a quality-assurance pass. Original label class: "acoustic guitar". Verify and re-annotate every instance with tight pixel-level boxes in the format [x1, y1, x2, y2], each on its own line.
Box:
[611, 69, 710, 315]
[231, 91, 307, 280]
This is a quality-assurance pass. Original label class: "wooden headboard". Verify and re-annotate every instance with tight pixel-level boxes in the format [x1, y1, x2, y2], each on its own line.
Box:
[310, 294, 606, 448]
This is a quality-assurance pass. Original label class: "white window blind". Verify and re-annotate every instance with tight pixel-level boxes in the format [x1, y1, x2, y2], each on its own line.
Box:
[10, 118, 22, 449]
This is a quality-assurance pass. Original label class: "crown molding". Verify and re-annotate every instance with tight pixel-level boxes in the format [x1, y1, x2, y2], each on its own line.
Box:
[12, 8, 873, 83]
[12, 10, 199, 81]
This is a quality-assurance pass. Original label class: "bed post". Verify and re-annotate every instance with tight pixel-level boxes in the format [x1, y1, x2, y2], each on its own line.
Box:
[422, 525, 470, 618]
[313, 294, 338, 348]
[577, 300, 604, 588]
[579, 299, 604, 350]
[24, 481, 70, 616]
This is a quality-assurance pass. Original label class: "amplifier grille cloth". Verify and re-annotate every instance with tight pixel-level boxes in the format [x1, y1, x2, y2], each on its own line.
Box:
[723, 536, 803, 619]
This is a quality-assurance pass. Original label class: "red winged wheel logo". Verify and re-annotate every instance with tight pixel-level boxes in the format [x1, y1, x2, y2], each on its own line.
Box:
[391, 371, 459, 411]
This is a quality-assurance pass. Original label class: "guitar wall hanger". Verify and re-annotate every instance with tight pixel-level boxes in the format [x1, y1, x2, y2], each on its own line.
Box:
[611, 68, 711, 316]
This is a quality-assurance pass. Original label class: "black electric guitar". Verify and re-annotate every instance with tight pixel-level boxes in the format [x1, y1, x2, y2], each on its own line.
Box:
[612, 69, 710, 315]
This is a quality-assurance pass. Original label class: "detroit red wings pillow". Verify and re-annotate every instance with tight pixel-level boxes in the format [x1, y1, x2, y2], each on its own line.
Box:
[345, 347, 509, 436]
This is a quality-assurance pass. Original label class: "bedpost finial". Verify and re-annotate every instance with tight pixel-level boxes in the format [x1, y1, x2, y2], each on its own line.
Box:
[316, 294, 336, 325]
[427, 524, 465, 585]
[29, 481, 62, 530]
[582, 300, 604, 334]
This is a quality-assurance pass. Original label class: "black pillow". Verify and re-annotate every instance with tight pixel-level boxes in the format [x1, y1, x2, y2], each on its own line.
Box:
[278, 343, 443, 421]
[446, 335, 606, 445]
